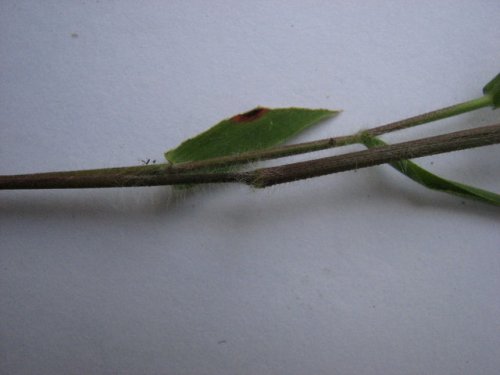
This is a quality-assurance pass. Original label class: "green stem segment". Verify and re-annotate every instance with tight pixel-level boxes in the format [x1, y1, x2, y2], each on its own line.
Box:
[0, 94, 496, 190]
[366, 95, 493, 136]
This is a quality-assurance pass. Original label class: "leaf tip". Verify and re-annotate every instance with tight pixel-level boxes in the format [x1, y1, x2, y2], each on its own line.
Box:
[326, 108, 342, 116]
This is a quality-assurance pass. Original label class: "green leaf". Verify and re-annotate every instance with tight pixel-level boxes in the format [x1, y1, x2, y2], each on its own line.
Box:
[362, 135, 500, 206]
[483, 72, 500, 108]
[165, 107, 338, 164]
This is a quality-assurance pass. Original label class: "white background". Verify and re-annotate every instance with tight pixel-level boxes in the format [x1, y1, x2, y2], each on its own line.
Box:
[1, 1, 499, 374]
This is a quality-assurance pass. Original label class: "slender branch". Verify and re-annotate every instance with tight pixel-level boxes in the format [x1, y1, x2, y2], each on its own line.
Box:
[1, 123, 498, 190]
[170, 94, 494, 172]
[366, 95, 493, 136]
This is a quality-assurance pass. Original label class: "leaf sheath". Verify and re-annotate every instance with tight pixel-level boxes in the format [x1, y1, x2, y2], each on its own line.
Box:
[244, 123, 500, 188]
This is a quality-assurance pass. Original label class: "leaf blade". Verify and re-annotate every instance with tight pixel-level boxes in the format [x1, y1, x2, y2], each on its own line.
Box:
[362, 135, 500, 206]
[165, 107, 338, 164]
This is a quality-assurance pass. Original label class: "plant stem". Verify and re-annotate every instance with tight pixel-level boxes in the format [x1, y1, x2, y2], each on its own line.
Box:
[1, 123, 499, 190]
[366, 95, 493, 136]
[0, 95, 495, 190]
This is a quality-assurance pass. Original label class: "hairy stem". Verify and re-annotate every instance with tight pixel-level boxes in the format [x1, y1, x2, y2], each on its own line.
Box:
[0, 95, 495, 190]
[1, 123, 498, 190]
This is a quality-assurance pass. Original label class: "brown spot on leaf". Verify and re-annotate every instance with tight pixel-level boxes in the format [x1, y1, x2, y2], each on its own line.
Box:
[231, 107, 269, 123]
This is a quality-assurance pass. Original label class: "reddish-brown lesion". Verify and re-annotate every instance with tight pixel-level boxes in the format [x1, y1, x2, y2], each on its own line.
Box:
[230, 107, 270, 123]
